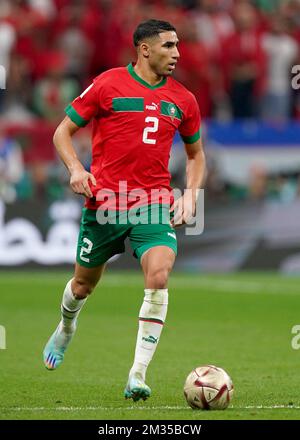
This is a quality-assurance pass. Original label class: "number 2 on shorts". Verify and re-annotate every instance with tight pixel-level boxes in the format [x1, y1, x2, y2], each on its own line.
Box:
[80, 238, 93, 263]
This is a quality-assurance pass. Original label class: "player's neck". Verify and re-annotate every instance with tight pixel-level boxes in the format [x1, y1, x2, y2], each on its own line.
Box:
[133, 62, 165, 87]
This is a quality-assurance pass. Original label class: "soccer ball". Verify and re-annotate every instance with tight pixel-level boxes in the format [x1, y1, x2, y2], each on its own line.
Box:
[183, 365, 234, 410]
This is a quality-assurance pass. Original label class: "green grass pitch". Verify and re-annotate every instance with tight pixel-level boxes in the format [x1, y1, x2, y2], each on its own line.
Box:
[1, 270, 300, 420]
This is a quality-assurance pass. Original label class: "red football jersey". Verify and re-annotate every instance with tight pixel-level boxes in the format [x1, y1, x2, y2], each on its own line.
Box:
[65, 63, 201, 210]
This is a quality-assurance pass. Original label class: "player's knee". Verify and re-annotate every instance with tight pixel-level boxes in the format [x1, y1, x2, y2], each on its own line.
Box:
[72, 278, 95, 299]
[147, 268, 169, 289]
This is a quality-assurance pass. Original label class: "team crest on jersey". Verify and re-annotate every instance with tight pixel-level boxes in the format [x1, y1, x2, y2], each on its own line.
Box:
[168, 103, 177, 120]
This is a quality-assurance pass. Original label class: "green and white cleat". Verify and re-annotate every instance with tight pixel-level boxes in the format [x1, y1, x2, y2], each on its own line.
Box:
[43, 322, 74, 370]
[124, 374, 151, 402]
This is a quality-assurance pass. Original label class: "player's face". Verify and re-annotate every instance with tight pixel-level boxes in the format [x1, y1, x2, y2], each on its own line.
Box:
[148, 31, 180, 77]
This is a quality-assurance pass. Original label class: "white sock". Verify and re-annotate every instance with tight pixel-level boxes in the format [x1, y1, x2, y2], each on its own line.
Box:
[129, 288, 168, 381]
[60, 279, 87, 332]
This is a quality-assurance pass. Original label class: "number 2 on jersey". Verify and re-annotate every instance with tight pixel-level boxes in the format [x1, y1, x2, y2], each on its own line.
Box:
[143, 117, 159, 145]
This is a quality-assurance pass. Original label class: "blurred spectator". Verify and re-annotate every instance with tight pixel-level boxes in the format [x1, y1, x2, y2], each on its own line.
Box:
[1, 0, 299, 122]
[0, 19, 16, 74]
[154, 0, 187, 29]
[108, 0, 145, 68]
[0, 13, 16, 112]
[0, 127, 24, 203]
[222, 2, 266, 118]
[3, 53, 35, 122]
[29, 0, 56, 19]
[261, 14, 298, 121]
[175, 17, 215, 116]
[53, 0, 93, 81]
[5, 0, 49, 80]
[188, 0, 235, 118]
[0, 0, 300, 203]
[192, 0, 234, 57]
[88, 0, 129, 74]
[32, 52, 79, 123]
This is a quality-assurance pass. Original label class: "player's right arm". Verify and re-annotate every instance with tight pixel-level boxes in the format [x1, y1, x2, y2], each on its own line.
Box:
[53, 116, 96, 198]
[54, 79, 100, 198]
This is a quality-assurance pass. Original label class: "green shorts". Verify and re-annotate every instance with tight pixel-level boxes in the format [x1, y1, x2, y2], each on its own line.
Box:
[76, 204, 177, 267]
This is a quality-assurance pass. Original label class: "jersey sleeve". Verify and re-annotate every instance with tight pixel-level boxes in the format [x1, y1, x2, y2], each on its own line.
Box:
[65, 80, 99, 127]
[178, 93, 201, 144]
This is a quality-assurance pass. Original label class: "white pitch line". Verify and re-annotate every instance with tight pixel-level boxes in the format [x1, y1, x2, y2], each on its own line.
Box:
[1, 405, 300, 412]
[236, 405, 300, 410]
[1, 406, 188, 412]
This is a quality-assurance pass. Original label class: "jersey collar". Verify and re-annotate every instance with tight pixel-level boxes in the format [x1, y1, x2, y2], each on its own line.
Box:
[127, 63, 167, 90]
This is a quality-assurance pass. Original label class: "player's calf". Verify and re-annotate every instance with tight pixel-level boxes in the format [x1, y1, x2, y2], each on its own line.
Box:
[43, 278, 87, 370]
[71, 277, 95, 299]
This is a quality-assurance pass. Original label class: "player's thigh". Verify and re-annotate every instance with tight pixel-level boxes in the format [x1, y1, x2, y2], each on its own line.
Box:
[129, 215, 177, 268]
[141, 245, 176, 280]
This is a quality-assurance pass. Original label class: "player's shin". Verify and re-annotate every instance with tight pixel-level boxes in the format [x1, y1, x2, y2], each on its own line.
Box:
[129, 288, 168, 381]
[61, 279, 87, 332]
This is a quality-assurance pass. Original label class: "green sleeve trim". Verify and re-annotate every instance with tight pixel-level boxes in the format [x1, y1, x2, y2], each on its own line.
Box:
[65, 104, 89, 127]
[180, 128, 201, 144]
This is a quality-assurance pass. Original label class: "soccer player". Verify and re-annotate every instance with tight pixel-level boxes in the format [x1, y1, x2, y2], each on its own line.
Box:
[43, 19, 206, 402]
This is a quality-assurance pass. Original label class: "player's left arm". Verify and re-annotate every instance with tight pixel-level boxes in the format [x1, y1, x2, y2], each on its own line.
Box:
[170, 137, 206, 227]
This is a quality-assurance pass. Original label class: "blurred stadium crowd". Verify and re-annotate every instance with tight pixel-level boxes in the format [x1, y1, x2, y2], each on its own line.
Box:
[1, 0, 300, 204]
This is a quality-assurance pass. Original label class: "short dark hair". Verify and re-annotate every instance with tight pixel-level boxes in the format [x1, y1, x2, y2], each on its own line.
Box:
[133, 19, 176, 47]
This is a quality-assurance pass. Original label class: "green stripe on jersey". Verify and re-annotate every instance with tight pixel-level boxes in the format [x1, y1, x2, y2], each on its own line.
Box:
[65, 104, 89, 127]
[112, 97, 144, 112]
[161, 101, 183, 121]
[180, 129, 201, 144]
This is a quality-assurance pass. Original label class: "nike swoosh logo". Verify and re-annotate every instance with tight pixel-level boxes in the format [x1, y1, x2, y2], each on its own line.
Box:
[167, 232, 176, 240]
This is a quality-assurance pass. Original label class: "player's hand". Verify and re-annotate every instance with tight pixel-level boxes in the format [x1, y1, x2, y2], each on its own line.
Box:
[170, 192, 196, 228]
[70, 166, 97, 198]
